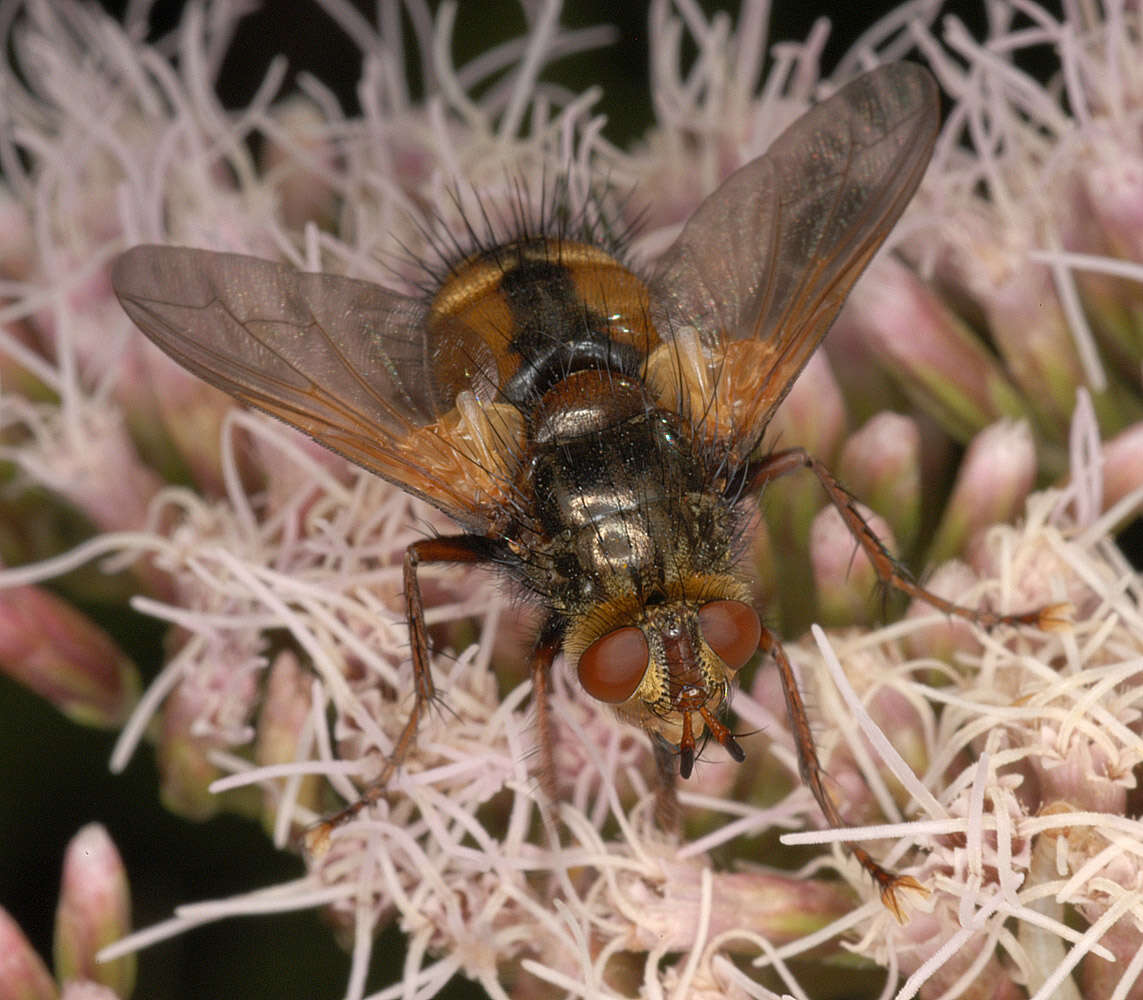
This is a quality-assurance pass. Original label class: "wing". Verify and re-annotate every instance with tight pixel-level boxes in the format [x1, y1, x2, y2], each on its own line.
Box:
[646, 62, 939, 460]
[112, 246, 524, 531]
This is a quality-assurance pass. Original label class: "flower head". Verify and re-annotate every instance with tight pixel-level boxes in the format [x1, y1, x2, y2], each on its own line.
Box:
[2, 1, 1143, 999]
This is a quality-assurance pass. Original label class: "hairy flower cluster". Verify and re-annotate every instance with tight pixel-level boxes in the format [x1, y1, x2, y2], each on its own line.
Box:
[1, 1, 1143, 999]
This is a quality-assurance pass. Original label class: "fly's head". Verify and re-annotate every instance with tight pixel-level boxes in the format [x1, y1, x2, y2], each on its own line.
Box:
[564, 576, 761, 778]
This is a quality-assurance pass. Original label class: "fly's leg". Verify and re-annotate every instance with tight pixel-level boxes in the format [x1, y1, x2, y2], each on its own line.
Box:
[530, 618, 564, 807]
[305, 534, 495, 854]
[745, 448, 1068, 629]
[530, 616, 583, 903]
[743, 448, 1066, 917]
[761, 624, 923, 921]
[650, 738, 682, 834]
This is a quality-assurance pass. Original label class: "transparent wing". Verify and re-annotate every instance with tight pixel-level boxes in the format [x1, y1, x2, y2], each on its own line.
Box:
[648, 62, 939, 456]
[112, 246, 520, 529]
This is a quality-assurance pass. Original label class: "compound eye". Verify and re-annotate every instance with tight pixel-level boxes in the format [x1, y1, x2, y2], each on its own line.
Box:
[577, 626, 650, 704]
[698, 600, 761, 671]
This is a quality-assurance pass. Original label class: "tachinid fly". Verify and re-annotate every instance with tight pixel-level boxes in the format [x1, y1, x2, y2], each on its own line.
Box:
[112, 62, 1058, 915]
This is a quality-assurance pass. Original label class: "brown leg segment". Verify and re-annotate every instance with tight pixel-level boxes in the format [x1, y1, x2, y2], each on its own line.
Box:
[745, 448, 1067, 630]
[529, 619, 563, 807]
[744, 448, 1066, 918]
[304, 533, 496, 853]
[651, 737, 682, 835]
[760, 625, 922, 921]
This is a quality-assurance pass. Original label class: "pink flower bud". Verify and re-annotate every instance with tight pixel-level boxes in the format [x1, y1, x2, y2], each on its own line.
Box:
[53, 825, 133, 996]
[838, 411, 923, 554]
[0, 906, 56, 1000]
[811, 502, 896, 627]
[0, 586, 139, 728]
[768, 351, 846, 460]
[845, 256, 1028, 443]
[1100, 420, 1143, 518]
[255, 651, 323, 828]
[927, 420, 1035, 567]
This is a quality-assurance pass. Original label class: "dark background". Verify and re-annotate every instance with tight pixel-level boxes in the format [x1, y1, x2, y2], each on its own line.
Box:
[0, 1, 1063, 998]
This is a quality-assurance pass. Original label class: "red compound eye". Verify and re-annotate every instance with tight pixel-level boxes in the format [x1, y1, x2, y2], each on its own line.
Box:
[698, 600, 761, 671]
[577, 626, 649, 703]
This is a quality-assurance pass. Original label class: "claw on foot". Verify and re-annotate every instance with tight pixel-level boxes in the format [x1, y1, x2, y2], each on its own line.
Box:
[878, 874, 929, 924]
[1033, 602, 1073, 632]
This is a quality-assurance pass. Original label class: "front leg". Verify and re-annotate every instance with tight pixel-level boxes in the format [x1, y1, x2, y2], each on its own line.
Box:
[529, 615, 565, 808]
[760, 623, 923, 921]
[305, 533, 496, 852]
